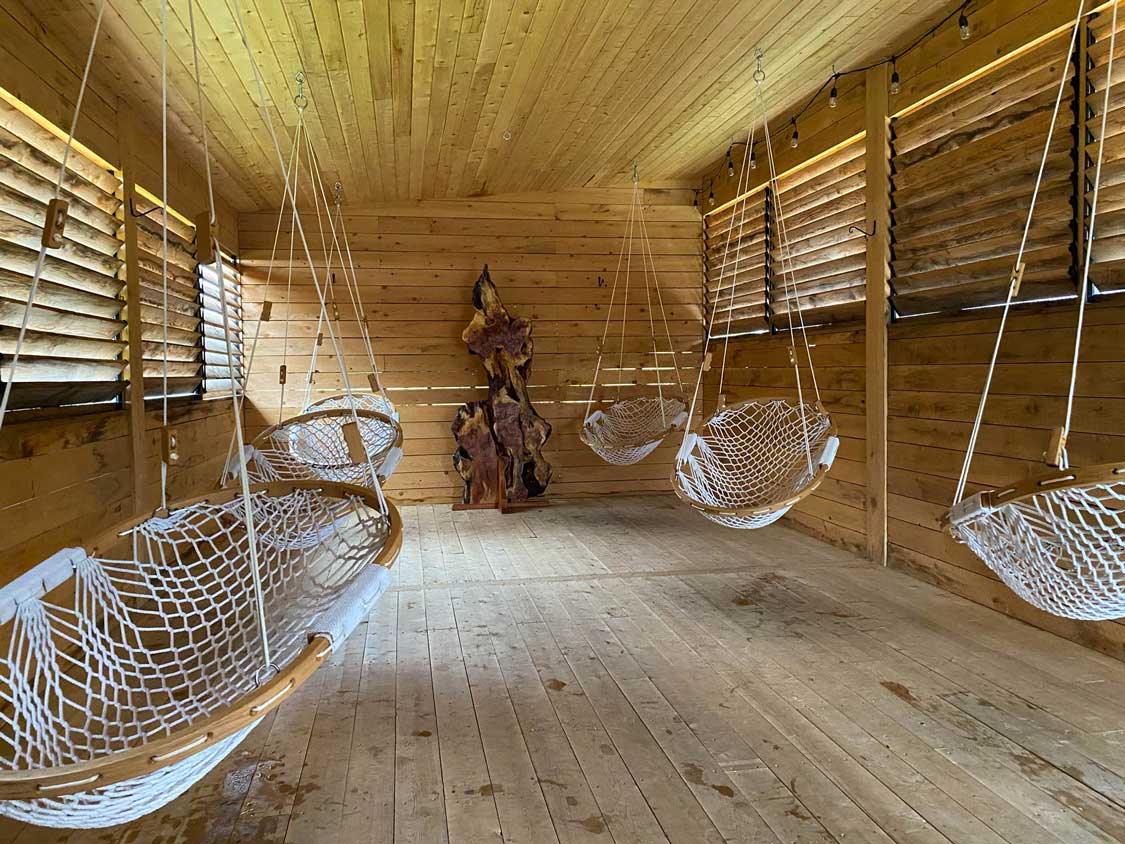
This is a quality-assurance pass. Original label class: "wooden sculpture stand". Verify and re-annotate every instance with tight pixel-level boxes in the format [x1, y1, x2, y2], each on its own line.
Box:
[452, 456, 550, 513]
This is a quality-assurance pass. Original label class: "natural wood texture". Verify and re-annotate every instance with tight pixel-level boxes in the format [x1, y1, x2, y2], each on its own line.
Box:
[119, 107, 147, 517]
[462, 266, 551, 503]
[26, 493, 1125, 842]
[6, 0, 950, 210]
[702, 325, 867, 554]
[864, 65, 891, 565]
[0, 400, 236, 583]
[885, 301, 1125, 659]
[452, 401, 500, 506]
[237, 189, 705, 503]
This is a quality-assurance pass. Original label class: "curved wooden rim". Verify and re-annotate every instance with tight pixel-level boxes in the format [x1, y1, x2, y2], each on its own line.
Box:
[670, 403, 837, 519]
[248, 409, 405, 479]
[943, 461, 1125, 527]
[253, 408, 404, 452]
[581, 395, 687, 450]
[305, 391, 395, 413]
[0, 488, 402, 799]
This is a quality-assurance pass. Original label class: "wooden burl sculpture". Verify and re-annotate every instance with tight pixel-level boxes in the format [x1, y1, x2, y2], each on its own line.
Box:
[453, 265, 552, 504]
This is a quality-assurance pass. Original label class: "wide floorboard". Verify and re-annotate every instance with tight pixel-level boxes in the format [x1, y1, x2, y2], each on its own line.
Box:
[16, 494, 1125, 844]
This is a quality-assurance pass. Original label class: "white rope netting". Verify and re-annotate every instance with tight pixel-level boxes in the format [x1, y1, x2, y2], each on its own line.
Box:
[950, 479, 1125, 620]
[307, 391, 397, 420]
[0, 486, 394, 827]
[675, 399, 837, 529]
[239, 410, 400, 487]
[582, 397, 687, 465]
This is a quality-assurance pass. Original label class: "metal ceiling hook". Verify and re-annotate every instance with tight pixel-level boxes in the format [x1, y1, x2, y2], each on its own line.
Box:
[294, 71, 308, 109]
[753, 49, 765, 84]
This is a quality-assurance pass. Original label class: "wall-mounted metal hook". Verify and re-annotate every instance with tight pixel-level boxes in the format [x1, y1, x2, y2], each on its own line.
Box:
[848, 220, 877, 239]
[597, 275, 606, 288]
[129, 198, 164, 222]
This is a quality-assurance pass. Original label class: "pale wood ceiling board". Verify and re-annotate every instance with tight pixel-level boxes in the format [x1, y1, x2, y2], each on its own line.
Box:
[409, 0, 441, 200]
[388, 0, 416, 199]
[551, 0, 766, 192]
[457, 0, 539, 197]
[466, 0, 582, 196]
[540, 0, 692, 192]
[364, 0, 396, 202]
[337, 0, 381, 202]
[530, 0, 658, 194]
[421, 0, 471, 198]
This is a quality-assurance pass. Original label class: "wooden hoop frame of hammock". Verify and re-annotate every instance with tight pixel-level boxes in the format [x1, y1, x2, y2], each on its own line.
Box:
[942, 462, 1125, 528]
[0, 480, 402, 801]
[671, 398, 837, 520]
[250, 407, 404, 481]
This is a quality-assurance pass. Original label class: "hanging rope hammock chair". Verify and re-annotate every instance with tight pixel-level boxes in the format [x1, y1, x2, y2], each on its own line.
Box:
[581, 164, 687, 465]
[0, 0, 401, 828]
[672, 53, 839, 529]
[224, 76, 403, 489]
[946, 0, 1125, 621]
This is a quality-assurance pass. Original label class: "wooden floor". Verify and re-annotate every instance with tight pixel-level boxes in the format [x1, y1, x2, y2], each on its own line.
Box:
[16, 494, 1125, 844]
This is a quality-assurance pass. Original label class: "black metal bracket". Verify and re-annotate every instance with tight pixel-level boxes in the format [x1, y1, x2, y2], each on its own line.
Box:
[848, 220, 878, 239]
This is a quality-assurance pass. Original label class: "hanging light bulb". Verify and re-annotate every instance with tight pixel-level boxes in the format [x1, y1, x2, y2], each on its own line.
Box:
[708, 188, 715, 206]
[727, 148, 735, 177]
[829, 75, 838, 109]
[890, 62, 901, 96]
[749, 145, 757, 169]
[692, 192, 699, 208]
[790, 121, 799, 149]
[959, 6, 971, 40]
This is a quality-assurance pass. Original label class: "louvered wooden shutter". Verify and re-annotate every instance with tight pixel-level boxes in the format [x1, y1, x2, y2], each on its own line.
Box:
[1085, 10, 1125, 292]
[890, 33, 1077, 315]
[0, 98, 126, 410]
[130, 209, 203, 399]
[770, 138, 866, 326]
[199, 251, 243, 394]
[704, 189, 768, 337]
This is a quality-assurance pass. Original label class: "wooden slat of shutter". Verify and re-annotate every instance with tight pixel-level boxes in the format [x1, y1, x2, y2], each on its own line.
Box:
[0, 326, 123, 359]
[143, 377, 202, 400]
[704, 192, 767, 335]
[0, 213, 120, 278]
[0, 299, 123, 340]
[0, 269, 121, 320]
[0, 240, 123, 299]
[201, 256, 244, 392]
[0, 182, 119, 256]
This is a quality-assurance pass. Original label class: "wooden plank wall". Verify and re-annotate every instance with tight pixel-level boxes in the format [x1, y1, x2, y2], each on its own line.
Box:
[0, 401, 234, 579]
[236, 189, 705, 503]
[701, 325, 867, 553]
[886, 303, 1125, 658]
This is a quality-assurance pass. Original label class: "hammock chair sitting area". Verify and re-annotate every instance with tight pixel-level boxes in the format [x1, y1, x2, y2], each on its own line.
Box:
[674, 398, 838, 529]
[581, 164, 688, 466]
[671, 51, 840, 529]
[946, 0, 1125, 621]
[0, 481, 401, 828]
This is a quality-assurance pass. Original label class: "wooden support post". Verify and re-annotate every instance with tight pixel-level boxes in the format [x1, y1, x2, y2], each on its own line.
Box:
[118, 106, 147, 517]
[864, 65, 892, 567]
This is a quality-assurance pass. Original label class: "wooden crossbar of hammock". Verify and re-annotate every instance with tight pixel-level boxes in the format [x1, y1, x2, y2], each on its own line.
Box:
[0, 481, 402, 801]
[671, 397, 837, 520]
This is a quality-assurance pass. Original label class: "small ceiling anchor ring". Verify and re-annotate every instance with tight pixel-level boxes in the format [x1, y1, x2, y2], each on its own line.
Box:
[753, 49, 766, 84]
[334, 180, 344, 206]
[294, 71, 309, 110]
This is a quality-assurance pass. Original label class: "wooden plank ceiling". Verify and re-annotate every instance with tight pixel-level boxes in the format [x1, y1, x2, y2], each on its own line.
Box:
[23, 0, 948, 210]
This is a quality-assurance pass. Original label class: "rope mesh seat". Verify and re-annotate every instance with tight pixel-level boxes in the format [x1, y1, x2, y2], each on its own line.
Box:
[582, 396, 687, 465]
[946, 1, 1125, 620]
[0, 482, 402, 828]
[948, 466, 1125, 620]
[239, 408, 403, 486]
[672, 52, 838, 529]
[674, 399, 838, 529]
[581, 163, 687, 466]
[304, 392, 404, 479]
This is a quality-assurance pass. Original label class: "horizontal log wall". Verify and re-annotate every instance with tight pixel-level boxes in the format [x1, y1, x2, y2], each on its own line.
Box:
[237, 189, 704, 503]
[887, 303, 1125, 659]
[702, 325, 867, 554]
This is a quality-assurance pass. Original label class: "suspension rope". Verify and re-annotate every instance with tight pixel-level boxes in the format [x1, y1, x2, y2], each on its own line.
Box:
[159, 0, 171, 511]
[953, 0, 1086, 504]
[1063, 0, 1114, 458]
[635, 166, 666, 425]
[229, 0, 386, 510]
[636, 192, 685, 397]
[583, 186, 635, 421]
[277, 109, 303, 426]
[0, 0, 106, 433]
[186, 0, 272, 670]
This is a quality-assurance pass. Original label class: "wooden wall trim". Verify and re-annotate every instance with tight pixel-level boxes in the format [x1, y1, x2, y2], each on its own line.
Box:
[863, 64, 891, 566]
